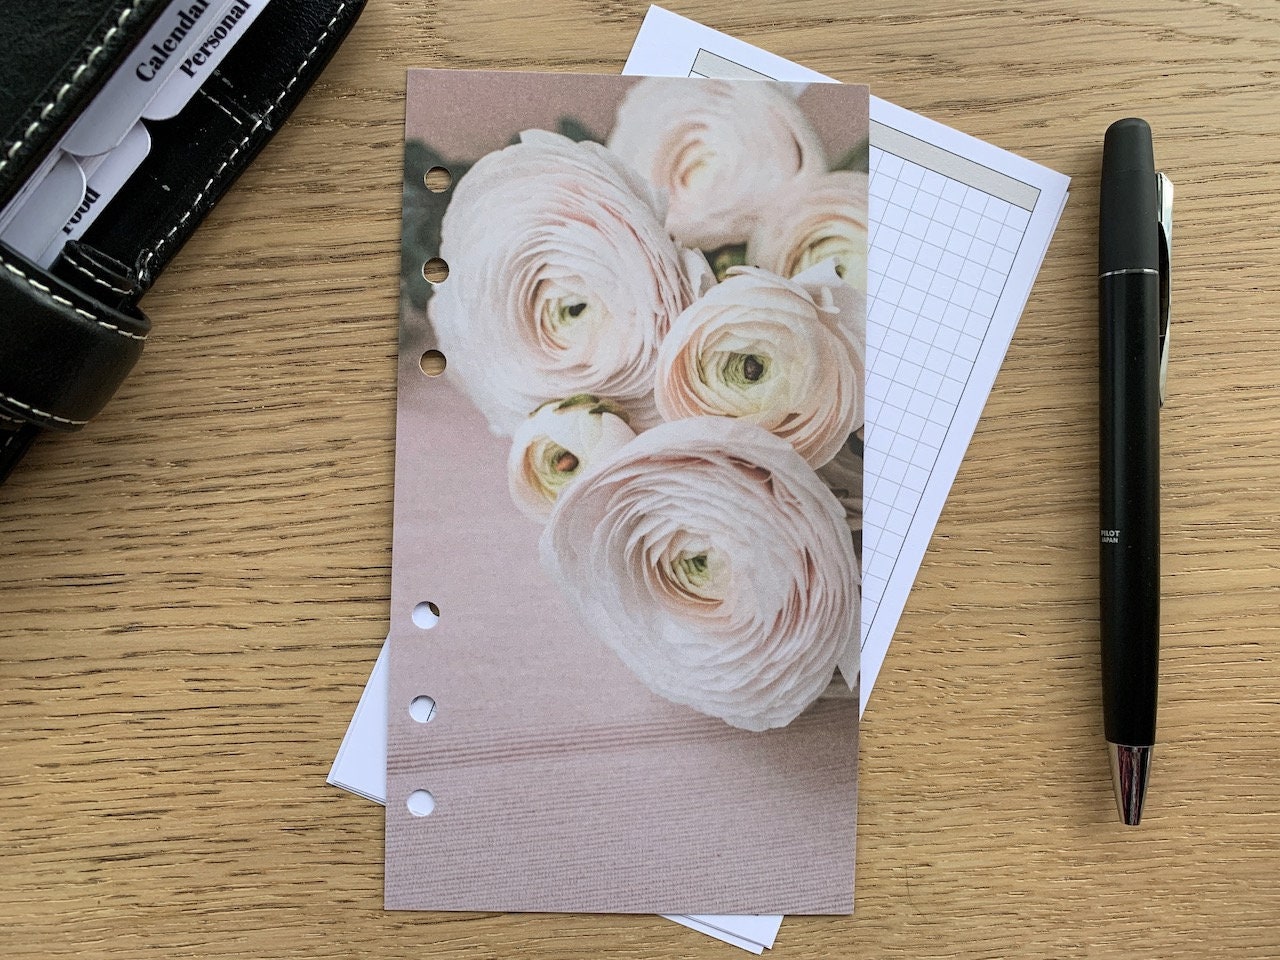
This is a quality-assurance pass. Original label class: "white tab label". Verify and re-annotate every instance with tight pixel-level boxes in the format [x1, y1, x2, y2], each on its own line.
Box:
[0, 154, 86, 262]
[144, 0, 272, 121]
[60, 0, 242, 157]
[36, 124, 153, 267]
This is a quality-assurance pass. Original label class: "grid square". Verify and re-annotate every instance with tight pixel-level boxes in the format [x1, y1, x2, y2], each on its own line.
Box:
[996, 223, 1022, 252]
[899, 410, 927, 438]
[937, 382, 964, 411]
[988, 247, 1015, 274]
[1005, 205, 1031, 229]
[911, 315, 940, 344]
[914, 368, 943, 397]
[940, 179, 967, 204]
[983, 194, 1012, 220]
[945, 354, 971, 381]
[937, 250, 964, 279]
[972, 290, 999, 318]
[896, 483, 926, 506]
[881, 454, 909, 485]
[967, 238, 995, 266]
[960, 187, 987, 212]
[889, 180, 918, 208]
[925, 220, 952, 247]
[919, 169, 946, 196]
[956, 333, 982, 360]
[975, 215, 1003, 244]
[927, 273, 956, 300]
[915, 241, 943, 271]
[906, 390, 934, 419]
[924, 345, 951, 374]
[877, 276, 905, 305]
[885, 380, 915, 411]
[934, 323, 962, 351]
[898, 160, 926, 187]
[886, 254, 914, 283]
[895, 234, 923, 261]
[888, 507, 914, 534]
[917, 300, 945, 331]
[933, 198, 961, 226]
[954, 207, 981, 234]
[895, 359, 924, 387]
[877, 151, 904, 179]
[902, 211, 931, 241]
[950, 281, 978, 310]
[919, 421, 947, 449]
[881, 203, 908, 231]
[898, 285, 926, 314]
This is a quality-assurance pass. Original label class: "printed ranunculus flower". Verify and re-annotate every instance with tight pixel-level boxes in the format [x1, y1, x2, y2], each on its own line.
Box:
[429, 130, 712, 435]
[747, 171, 869, 290]
[815, 432, 864, 537]
[507, 396, 636, 521]
[540, 416, 859, 732]
[654, 264, 864, 468]
[607, 78, 827, 250]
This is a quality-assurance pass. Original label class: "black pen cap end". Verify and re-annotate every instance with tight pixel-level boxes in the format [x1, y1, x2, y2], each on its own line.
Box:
[1100, 118, 1159, 274]
[1103, 118, 1155, 174]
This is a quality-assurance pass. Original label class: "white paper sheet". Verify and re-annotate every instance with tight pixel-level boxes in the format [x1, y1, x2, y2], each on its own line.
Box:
[625, 6, 1070, 715]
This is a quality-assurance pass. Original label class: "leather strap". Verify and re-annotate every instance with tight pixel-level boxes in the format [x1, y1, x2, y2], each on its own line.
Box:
[0, 246, 149, 430]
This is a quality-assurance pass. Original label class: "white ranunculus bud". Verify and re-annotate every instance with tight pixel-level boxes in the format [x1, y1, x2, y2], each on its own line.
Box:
[507, 396, 636, 521]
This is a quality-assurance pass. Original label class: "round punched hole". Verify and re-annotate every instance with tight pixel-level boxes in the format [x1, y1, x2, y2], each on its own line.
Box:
[424, 166, 452, 192]
[406, 789, 436, 817]
[409, 695, 437, 723]
[419, 350, 446, 377]
[412, 600, 440, 629]
[422, 257, 449, 284]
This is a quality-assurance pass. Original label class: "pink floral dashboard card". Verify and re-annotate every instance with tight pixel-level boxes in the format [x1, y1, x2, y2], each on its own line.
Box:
[386, 68, 869, 915]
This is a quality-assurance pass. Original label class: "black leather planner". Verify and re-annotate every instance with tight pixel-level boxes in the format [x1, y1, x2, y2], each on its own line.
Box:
[0, 0, 365, 484]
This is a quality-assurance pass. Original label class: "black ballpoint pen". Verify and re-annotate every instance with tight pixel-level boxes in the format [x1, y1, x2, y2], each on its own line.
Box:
[1098, 118, 1173, 826]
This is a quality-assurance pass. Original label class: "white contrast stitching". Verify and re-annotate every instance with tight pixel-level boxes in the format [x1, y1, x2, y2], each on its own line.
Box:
[0, 389, 89, 427]
[138, 2, 349, 274]
[1, 255, 146, 341]
[64, 249, 133, 296]
[199, 88, 244, 126]
[0, 428, 17, 456]
[0, 1, 146, 176]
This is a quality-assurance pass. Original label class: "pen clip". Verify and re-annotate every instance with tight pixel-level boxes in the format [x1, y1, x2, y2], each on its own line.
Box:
[1156, 171, 1174, 407]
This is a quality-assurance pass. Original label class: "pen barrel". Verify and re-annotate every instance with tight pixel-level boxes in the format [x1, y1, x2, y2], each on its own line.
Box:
[1098, 272, 1161, 746]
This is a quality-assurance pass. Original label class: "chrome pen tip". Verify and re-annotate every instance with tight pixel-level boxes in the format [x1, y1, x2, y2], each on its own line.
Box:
[1108, 743, 1153, 826]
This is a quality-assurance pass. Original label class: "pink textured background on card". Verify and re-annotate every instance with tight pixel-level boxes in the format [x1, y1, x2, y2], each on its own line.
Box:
[385, 69, 866, 915]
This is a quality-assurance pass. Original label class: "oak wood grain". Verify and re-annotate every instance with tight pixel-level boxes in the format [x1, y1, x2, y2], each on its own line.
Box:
[2, 1, 1279, 957]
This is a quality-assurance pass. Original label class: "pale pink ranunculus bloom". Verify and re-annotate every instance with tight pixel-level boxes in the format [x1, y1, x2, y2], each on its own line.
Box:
[654, 263, 865, 468]
[429, 130, 713, 435]
[541, 416, 859, 732]
[507, 396, 637, 522]
[607, 78, 827, 250]
[747, 171, 870, 292]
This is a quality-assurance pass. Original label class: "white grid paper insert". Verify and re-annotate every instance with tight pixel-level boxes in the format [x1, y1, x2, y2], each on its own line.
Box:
[862, 146, 1032, 638]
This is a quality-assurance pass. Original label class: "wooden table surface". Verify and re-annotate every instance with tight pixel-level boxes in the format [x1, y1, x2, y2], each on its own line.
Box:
[3, 1, 1278, 957]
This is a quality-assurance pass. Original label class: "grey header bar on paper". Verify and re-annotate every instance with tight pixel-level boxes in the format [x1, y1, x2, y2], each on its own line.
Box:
[871, 120, 1039, 211]
[691, 49, 772, 80]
